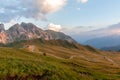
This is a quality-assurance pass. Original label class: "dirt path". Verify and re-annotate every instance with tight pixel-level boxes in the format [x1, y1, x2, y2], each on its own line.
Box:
[38, 51, 65, 60]
[102, 56, 119, 66]
[69, 55, 90, 61]
[69, 54, 119, 66]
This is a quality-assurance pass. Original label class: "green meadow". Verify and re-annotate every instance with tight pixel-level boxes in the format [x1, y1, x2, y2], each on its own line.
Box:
[0, 39, 120, 80]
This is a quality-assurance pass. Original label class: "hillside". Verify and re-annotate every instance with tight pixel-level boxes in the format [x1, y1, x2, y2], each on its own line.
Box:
[1, 39, 120, 79]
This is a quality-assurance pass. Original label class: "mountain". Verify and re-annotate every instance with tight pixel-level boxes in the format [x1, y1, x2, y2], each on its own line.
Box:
[84, 34, 120, 49]
[0, 24, 9, 44]
[83, 23, 120, 49]
[0, 22, 75, 44]
[101, 45, 120, 51]
[84, 35, 120, 49]
[1, 22, 120, 79]
[0, 24, 5, 32]
[45, 30, 75, 42]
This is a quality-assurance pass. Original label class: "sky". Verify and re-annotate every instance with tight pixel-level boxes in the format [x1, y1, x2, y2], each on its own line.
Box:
[0, 0, 120, 43]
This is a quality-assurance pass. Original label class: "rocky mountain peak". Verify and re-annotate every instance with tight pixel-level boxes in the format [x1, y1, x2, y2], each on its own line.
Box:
[8, 23, 26, 33]
[0, 24, 8, 44]
[0, 24, 5, 32]
[9, 23, 21, 29]
[0, 22, 75, 44]
[21, 22, 39, 30]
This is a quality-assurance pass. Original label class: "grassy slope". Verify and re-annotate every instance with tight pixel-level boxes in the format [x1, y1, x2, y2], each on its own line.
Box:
[0, 39, 120, 79]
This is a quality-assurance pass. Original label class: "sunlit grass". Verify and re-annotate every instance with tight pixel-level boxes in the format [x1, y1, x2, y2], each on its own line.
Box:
[0, 47, 120, 80]
[0, 39, 120, 79]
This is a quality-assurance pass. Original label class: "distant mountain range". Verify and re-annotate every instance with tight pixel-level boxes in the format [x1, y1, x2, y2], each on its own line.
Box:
[84, 23, 120, 49]
[101, 45, 120, 51]
[0, 22, 75, 44]
[84, 34, 120, 49]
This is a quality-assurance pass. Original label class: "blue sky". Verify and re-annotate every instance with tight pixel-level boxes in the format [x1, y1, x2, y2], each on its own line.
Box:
[0, 0, 120, 42]
[0, 0, 120, 28]
[47, 0, 120, 27]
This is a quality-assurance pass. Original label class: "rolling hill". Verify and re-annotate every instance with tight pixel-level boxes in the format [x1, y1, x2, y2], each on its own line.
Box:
[1, 39, 120, 80]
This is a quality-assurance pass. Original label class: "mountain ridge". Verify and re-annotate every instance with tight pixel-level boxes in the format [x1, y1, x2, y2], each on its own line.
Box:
[84, 34, 120, 49]
[84, 22, 120, 49]
[0, 22, 75, 44]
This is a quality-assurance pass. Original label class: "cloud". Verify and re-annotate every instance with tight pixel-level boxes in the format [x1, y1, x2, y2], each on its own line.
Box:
[77, 0, 88, 3]
[66, 23, 120, 43]
[0, 0, 89, 23]
[0, 0, 67, 22]
[4, 20, 17, 30]
[47, 23, 62, 32]
[36, 0, 67, 14]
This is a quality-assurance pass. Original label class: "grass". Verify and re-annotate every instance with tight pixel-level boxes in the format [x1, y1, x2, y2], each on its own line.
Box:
[0, 39, 120, 79]
[0, 48, 82, 80]
[0, 47, 120, 80]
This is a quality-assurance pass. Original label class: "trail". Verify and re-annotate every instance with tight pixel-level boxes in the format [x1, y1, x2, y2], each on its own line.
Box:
[102, 56, 119, 66]
[33, 48, 120, 66]
[38, 51, 65, 60]
[69, 54, 119, 66]
[69, 55, 90, 61]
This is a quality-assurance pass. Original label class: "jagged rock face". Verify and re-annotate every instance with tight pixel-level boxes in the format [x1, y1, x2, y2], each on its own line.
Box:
[7, 23, 28, 42]
[0, 32, 8, 44]
[20, 22, 47, 39]
[45, 30, 75, 43]
[0, 24, 8, 43]
[0, 22, 75, 44]
[0, 24, 5, 32]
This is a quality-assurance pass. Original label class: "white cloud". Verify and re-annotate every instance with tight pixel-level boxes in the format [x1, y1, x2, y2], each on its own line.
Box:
[77, 0, 88, 3]
[0, 0, 67, 22]
[47, 23, 62, 32]
[36, 0, 67, 14]
[0, 0, 90, 23]
[4, 20, 17, 30]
